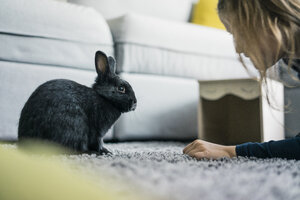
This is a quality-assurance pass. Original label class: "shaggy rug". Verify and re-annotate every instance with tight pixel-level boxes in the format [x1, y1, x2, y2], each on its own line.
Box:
[59, 142, 300, 200]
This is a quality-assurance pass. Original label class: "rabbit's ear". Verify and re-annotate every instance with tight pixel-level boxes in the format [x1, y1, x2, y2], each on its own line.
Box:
[108, 56, 116, 74]
[95, 51, 109, 76]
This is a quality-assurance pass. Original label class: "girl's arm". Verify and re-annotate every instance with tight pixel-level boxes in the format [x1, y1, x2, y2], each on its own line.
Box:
[183, 134, 300, 160]
[236, 134, 300, 160]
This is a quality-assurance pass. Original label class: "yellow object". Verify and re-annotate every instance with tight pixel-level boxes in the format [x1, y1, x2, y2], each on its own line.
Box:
[191, 0, 225, 30]
[0, 144, 140, 200]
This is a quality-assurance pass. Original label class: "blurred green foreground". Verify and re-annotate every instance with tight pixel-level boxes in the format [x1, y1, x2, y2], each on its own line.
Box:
[0, 142, 140, 200]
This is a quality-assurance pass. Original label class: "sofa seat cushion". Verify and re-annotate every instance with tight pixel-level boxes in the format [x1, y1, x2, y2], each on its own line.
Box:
[0, 0, 113, 70]
[108, 14, 259, 80]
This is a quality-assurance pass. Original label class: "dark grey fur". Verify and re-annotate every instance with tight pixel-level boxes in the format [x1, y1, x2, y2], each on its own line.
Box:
[18, 51, 137, 154]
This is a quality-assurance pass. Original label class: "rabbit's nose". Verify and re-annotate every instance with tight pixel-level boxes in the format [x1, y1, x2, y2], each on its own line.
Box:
[130, 98, 137, 104]
[130, 103, 137, 111]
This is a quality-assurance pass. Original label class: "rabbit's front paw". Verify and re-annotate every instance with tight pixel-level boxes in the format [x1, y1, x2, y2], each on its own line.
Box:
[99, 147, 112, 155]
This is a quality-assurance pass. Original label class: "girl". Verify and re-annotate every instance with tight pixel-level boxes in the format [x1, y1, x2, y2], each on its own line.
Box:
[183, 0, 300, 160]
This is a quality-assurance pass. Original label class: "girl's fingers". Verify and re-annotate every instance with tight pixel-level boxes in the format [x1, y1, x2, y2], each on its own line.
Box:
[183, 144, 191, 154]
[183, 142, 193, 154]
[194, 152, 207, 159]
[187, 149, 202, 158]
[183, 140, 197, 154]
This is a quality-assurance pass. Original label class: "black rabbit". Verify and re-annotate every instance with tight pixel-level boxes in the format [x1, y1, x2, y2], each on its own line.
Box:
[18, 51, 137, 154]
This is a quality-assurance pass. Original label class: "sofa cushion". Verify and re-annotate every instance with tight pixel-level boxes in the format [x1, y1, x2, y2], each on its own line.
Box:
[191, 0, 225, 30]
[68, 0, 195, 22]
[108, 14, 259, 80]
[0, 0, 113, 70]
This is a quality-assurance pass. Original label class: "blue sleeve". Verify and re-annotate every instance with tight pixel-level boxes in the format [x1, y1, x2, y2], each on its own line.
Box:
[236, 134, 300, 160]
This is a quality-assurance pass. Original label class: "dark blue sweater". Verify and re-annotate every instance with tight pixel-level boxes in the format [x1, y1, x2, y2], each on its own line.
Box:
[236, 134, 300, 160]
[236, 59, 300, 160]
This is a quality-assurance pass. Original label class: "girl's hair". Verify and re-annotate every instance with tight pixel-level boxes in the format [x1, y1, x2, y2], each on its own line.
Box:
[217, 0, 300, 80]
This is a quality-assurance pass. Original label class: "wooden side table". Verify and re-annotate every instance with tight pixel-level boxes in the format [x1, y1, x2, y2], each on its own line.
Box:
[198, 79, 284, 145]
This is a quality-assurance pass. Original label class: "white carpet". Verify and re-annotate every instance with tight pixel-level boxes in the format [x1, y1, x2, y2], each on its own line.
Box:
[60, 142, 300, 200]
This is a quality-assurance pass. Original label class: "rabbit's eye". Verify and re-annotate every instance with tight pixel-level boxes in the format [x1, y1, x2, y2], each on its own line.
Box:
[117, 86, 126, 93]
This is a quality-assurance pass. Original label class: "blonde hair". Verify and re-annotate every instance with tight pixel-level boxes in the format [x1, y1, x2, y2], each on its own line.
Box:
[218, 0, 300, 80]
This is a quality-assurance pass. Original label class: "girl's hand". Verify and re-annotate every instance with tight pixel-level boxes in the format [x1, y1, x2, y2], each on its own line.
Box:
[183, 139, 236, 159]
